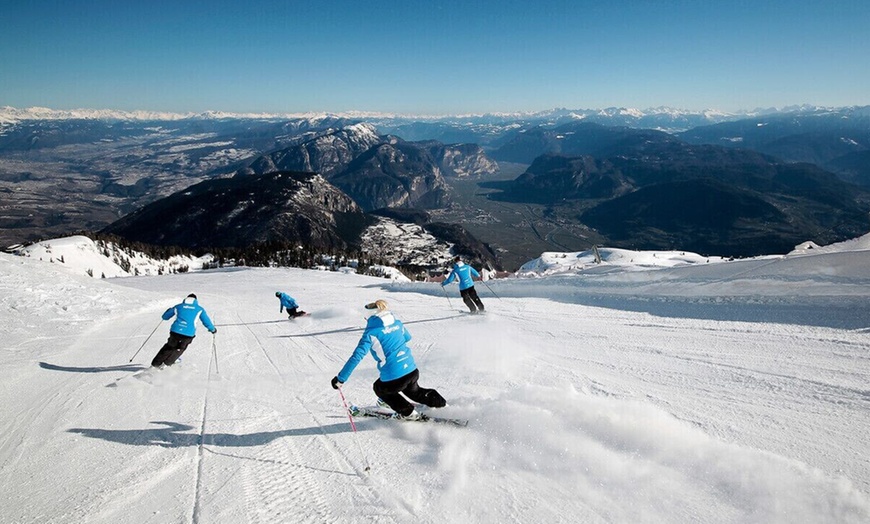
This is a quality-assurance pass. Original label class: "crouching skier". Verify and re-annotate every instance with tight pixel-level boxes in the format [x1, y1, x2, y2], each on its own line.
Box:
[276, 291, 307, 318]
[331, 299, 446, 420]
[151, 293, 216, 369]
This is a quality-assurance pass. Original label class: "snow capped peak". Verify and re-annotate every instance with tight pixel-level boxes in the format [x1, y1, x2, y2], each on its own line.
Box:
[619, 107, 646, 118]
[0, 106, 194, 122]
[0, 106, 365, 124]
[344, 122, 380, 139]
[5, 104, 858, 127]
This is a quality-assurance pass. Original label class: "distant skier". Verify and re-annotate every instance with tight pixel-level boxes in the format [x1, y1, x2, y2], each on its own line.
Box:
[331, 299, 446, 420]
[442, 255, 485, 314]
[276, 291, 307, 318]
[151, 293, 216, 369]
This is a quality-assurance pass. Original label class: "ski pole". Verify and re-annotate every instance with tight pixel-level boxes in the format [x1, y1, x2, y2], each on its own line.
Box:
[337, 386, 372, 472]
[128, 319, 163, 363]
[481, 280, 501, 300]
[211, 333, 219, 375]
[440, 284, 453, 309]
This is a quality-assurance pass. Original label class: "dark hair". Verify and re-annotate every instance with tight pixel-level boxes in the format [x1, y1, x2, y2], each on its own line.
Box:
[187, 293, 197, 299]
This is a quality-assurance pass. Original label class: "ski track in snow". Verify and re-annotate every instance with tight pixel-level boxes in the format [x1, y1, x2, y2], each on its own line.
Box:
[1, 256, 869, 523]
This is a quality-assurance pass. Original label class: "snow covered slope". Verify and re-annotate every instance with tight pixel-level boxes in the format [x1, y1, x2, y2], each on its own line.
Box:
[15, 235, 213, 278]
[1, 238, 869, 523]
[517, 247, 730, 276]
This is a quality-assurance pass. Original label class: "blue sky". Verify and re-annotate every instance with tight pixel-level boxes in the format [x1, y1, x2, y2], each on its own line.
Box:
[1, 0, 868, 114]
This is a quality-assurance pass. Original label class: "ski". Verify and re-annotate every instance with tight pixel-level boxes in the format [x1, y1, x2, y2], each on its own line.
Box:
[105, 367, 155, 387]
[350, 405, 468, 427]
[106, 365, 186, 387]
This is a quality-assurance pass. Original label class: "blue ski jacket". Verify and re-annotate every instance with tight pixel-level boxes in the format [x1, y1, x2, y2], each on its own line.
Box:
[337, 311, 417, 383]
[162, 296, 215, 337]
[277, 292, 299, 312]
[442, 261, 480, 291]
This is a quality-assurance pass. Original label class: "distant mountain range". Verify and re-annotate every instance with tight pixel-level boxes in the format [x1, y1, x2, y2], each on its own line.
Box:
[2, 104, 869, 265]
[490, 121, 870, 256]
[677, 107, 870, 186]
[2, 103, 843, 129]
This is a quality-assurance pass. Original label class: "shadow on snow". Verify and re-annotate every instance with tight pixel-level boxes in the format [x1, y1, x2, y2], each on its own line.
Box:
[213, 320, 287, 327]
[67, 420, 364, 448]
[39, 362, 146, 373]
[278, 314, 464, 338]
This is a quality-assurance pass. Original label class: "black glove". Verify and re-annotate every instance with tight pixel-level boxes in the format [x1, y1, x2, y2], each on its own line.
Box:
[210, 328, 217, 334]
[331, 376, 342, 390]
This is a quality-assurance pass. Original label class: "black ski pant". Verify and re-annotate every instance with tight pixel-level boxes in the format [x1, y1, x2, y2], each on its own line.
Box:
[151, 332, 194, 367]
[460, 286, 485, 313]
[373, 369, 446, 417]
[287, 307, 306, 318]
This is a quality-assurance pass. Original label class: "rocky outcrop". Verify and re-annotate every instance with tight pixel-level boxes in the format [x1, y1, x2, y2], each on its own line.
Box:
[102, 171, 372, 250]
[424, 142, 499, 178]
[506, 154, 634, 202]
[244, 123, 383, 178]
[331, 143, 450, 211]
[241, 126, 499, 211]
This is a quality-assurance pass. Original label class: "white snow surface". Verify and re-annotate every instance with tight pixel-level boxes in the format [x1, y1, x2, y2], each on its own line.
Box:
[2, 236, 870, 523]
[517, 247, 731, 277]
[15, 235, 213, 277]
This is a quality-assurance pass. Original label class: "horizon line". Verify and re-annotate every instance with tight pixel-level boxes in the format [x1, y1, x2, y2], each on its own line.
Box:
[3, 103, 867, 123]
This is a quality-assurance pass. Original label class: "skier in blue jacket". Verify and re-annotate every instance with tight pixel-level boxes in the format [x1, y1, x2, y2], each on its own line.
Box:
[331, 299, 446, 420]
[276, 291, 306, 318]
[151, 293, 216, 368]
[442, 255, 485, 314]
